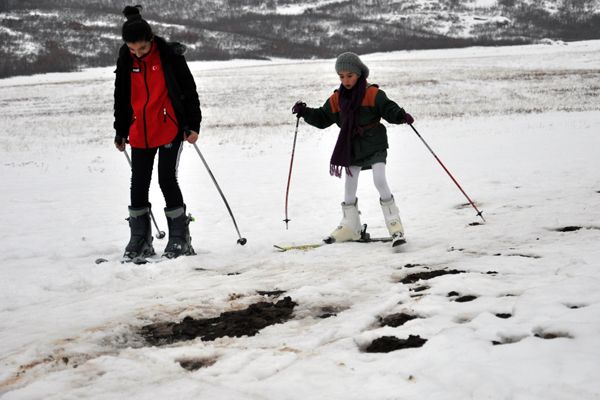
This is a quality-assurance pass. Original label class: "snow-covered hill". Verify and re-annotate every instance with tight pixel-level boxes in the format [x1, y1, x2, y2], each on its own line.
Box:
[0, 40, 599, 399]
[1, 0, 600, 77]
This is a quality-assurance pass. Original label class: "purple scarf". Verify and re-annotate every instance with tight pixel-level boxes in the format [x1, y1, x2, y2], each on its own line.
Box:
[330, 76, 367, 177]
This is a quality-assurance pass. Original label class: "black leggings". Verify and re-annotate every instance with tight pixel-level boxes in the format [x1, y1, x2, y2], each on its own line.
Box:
[130, 139, 184, 209]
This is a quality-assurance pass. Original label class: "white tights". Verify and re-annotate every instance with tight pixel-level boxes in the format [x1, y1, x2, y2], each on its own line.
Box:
[344, 162, 392, 204]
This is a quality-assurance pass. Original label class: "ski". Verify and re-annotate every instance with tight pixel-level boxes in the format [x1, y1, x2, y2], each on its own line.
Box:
[94, 255, 167, 265]
[273, 223, 407, 252]
[273, 243, 323, 252]
[274, 237, 392, 252]
[95, 249, 197, 265]
[274, 224, 399, 252]
[274, 236, 393, 252]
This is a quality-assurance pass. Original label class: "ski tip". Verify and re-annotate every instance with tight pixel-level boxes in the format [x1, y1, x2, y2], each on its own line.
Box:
[94, 258, 109, 264]
[273, 243, 323, 252]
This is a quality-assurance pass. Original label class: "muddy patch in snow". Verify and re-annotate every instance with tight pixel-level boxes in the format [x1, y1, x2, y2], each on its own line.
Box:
[564, 303, 587, 309]
[178, 357, 217, 371]
[455, 295, 478, 303]
[317, 305, 345, 319]
[256, 290, 286, 297]
[410, 285, 430, 293]
[141, 297, 297, 346]
[554, 226, 583, 232]
[365, 335, 428, 353]
[552, 225, 600, 232]
[403, 263, 423, 268]
[399, 269, 465, 284]
[378, 312, 422, 327]
[447, 292, 478, 302]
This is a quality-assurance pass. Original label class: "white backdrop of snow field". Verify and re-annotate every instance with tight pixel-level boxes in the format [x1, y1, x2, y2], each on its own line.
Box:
[0, 40, 599, 399]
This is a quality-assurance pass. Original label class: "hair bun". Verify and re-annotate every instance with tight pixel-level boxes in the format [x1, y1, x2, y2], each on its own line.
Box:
[122, 5, 143, 20]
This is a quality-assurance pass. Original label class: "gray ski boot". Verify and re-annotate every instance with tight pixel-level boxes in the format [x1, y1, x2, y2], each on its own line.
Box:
[124, 206, 155, 260]
[163, 205, 195, 258]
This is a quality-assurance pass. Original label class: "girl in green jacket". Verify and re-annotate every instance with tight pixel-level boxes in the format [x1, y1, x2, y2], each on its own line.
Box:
[292, 52, 414, 247]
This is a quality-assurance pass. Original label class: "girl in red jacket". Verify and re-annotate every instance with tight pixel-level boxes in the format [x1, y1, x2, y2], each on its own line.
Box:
[113, 5, 201, 260]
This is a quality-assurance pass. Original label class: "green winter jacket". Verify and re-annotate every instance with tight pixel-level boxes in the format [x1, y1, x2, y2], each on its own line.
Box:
[302, 84, 408, 168]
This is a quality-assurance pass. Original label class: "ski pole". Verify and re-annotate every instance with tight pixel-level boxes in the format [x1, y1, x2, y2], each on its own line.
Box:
[192, 142, 247, 245]
[283, 116, 300, 229]
[123, 149, 167, 239]
[408, 124, 485, 223]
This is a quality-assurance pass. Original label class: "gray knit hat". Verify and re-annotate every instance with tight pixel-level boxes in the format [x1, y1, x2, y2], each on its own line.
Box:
[335, 52, 369, 79]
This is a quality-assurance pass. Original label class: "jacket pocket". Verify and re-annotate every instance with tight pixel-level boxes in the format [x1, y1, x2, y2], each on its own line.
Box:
[356, 126, 388, 156]
[161, 106, 178, 129]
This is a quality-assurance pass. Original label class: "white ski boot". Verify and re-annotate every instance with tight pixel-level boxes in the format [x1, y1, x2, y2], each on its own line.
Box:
[380, 196, 406, 247]
[324, 199, 362, 244]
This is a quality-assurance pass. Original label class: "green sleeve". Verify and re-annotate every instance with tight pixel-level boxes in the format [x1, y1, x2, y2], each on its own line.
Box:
[375, 89, 407, 124]
[302, 98, 337, 129]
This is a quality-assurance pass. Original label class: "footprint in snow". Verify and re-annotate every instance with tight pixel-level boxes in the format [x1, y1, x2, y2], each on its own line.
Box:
[492, 334, 528, 346]
[455, 312, 512, 324]
[533, 328, 573, 340]
[564, 303, 587, 309]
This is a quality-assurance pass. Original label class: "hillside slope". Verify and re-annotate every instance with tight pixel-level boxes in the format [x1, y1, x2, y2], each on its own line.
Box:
[1, 0, 599, 77]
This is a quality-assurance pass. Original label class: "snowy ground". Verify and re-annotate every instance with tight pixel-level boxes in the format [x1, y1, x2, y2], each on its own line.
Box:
[0, 41, 599, 399]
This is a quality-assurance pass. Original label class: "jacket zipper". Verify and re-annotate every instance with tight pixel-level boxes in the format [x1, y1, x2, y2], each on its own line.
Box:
[142, 60, 150, 148]
[164, 108, 177, 125]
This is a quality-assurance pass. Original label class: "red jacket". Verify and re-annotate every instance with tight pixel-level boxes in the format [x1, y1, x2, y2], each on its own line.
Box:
[128, 41, 178, 148]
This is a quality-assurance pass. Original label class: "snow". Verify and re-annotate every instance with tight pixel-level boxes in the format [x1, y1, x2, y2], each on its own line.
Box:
[26, 11, 59, 18]
[1, 41, 600, 399]
[471, 0, 498, 8]
[276, 0, 348, 15]
[0, 26, 20, 37]
[147, 20, 188, 31]
[81, 19, 116, 28]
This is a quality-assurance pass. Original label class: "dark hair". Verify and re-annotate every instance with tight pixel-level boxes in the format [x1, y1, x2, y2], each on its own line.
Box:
[121, 5, 153, 43]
